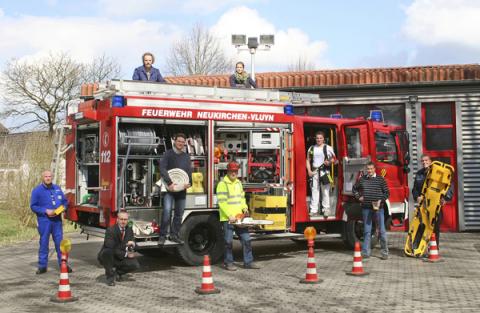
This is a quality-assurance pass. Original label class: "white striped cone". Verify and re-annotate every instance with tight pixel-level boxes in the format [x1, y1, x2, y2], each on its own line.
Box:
[346, 242, 369, 276]
[51, 254, 77, 302]
[425, 233, 443, 263]
[300, 244, 322, 284]
[195, 255, 220, 294]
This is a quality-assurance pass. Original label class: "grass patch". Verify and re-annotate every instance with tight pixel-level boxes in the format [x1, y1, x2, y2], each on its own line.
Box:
[0, 209, 77, 247]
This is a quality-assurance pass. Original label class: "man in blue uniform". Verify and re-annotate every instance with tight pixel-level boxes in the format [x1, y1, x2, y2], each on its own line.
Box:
[30, 170, 71, 274]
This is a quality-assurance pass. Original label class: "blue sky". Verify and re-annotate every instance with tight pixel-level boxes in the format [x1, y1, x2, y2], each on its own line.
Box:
[0, 0, 479, 78]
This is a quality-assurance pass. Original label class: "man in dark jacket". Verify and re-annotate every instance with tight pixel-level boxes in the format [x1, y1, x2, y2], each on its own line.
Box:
[412, 155, 453, 248]
[158, 133, 192, 245]
[98, 211, 139, 286]
[229, 61, 257, 88]
[132, 52, 166, 82]
[353, 162, 390, 260]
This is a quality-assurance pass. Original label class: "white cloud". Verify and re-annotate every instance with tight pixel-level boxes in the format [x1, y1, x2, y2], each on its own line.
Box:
[181, 0, 260, 14]
[0, 13, 182, 78]
[98, 0, 164, 17]
[0, 4, 328, 79]
[211, 6, 329, 72]
[403, 0, 480, 48]
[97, 0, 260, 17]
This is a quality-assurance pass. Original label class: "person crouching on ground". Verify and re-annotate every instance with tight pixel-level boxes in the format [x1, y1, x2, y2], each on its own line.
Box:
[217, 161, 260, 270]
[353, 162, 390, 260]
[98, 210, 139, 286]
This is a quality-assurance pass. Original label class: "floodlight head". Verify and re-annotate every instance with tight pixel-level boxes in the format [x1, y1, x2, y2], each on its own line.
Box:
[231, 34, 246, 46]
[408, 95, 418, 104]
[260, 34, 275, 45]
[247, 37, 259, 49]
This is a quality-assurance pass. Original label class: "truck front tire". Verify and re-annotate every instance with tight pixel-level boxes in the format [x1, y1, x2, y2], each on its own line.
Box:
[342, 219, 379, 250]
[177, 214, 224, 266]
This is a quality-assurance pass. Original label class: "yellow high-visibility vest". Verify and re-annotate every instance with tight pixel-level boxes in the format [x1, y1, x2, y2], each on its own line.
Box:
[216, 175, 247, 222]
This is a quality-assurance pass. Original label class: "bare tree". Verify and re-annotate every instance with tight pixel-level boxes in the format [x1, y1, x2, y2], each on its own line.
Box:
[1, 52, 121, 135]
[81, 53, 122, 83]
[287, 54, 316, 72]
[1, 52, 81, 135]
[167, 23, 231, 76]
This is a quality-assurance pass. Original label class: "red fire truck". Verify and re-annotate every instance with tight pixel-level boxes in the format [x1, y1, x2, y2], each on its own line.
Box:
[65, 80, 409, 265]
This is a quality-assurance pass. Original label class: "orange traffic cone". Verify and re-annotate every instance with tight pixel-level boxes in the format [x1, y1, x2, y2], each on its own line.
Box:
[346, 241, 369, 276]
[51, 254, 77, 302]
[195, 255, 220, 295]
[424, 233, 443, 263]
[300, 240, 322, 284]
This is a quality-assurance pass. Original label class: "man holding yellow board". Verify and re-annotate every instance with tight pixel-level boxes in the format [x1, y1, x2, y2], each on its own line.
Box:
[30, 170, 71, 274]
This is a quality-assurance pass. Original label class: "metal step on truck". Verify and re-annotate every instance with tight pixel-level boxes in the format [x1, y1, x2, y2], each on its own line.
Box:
[64, 79, 410, 265]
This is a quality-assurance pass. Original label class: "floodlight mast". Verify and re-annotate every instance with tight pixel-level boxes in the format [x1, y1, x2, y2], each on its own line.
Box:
[231, 34, 274, 81]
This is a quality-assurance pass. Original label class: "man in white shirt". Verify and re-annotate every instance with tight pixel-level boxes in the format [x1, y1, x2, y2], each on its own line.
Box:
[306, 131, 336, 218]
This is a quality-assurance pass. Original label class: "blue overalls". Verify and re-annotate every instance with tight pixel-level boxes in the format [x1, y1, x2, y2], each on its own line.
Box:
[30, 183, 68, 269]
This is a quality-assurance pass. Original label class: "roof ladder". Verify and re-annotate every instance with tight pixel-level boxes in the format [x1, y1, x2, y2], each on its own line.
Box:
[51, 124, 73, 185]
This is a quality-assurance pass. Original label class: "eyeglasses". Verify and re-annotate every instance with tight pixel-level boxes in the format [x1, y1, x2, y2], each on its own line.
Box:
[118, 218, 128, 221]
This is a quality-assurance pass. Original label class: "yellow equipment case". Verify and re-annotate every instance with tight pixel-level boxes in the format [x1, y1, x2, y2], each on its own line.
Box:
[404, 161, 454, 257]
[249, 195, 287, 231]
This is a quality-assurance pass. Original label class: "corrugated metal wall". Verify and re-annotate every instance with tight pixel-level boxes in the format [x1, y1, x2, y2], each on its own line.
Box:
[459, 100, 480, 230]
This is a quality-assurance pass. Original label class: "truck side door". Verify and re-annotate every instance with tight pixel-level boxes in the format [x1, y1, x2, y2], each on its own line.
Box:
[341, 121, 371, 195]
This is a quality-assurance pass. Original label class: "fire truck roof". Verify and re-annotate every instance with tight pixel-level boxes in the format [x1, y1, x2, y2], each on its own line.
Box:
[83, 79, 320, 106]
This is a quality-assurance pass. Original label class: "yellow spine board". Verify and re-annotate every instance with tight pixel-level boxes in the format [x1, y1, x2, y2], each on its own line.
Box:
[404, 161, 454, 257]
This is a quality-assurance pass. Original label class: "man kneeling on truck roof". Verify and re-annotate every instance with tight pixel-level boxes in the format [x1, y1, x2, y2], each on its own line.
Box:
[217, 161, 260, 271]
[97, 210, 140, 286]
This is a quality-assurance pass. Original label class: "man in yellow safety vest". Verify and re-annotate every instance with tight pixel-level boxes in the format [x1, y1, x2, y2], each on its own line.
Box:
[217, 161, 260, 271]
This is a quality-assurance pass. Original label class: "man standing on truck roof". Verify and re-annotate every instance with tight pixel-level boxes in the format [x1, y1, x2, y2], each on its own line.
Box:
[97, 210, 139, 286]
[217, 161, 260, 271]
[353, 162, 390, 260]
[132, 52, 166, 82]
[30, 170, 72, 275]
[412, 155, 453, 249]
[158, 133, 192, 245]
[306, 131, 336, 218]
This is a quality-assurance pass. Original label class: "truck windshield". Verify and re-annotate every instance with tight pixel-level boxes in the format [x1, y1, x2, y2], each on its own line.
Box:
[375, 131, 398, 164]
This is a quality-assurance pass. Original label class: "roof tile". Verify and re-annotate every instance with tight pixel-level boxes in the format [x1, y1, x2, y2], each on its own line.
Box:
[165, 64, 480, 88]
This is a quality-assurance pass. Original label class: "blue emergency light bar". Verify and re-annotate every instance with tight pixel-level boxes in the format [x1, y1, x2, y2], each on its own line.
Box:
[369, 110, 384, 122]
[284, 104, 294, 115]
[112, 95, 125, 107]
[330, 113, 343, 119]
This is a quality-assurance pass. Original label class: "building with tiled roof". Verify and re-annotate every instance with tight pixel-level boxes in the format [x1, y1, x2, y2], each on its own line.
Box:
[166, 64, 480, 88]
[167, 63, 480, 232]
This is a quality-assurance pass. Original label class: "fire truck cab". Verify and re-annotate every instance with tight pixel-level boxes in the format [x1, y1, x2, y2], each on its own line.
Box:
[65, 80, 409, 265]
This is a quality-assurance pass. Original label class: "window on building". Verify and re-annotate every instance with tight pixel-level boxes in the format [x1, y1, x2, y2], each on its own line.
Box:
[425, 103, 453, 125]
[425, 128, 454, 150]
[423, 102, 455, 152]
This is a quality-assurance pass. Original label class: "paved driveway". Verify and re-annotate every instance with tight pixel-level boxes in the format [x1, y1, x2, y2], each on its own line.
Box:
[1, 232, 480, 313]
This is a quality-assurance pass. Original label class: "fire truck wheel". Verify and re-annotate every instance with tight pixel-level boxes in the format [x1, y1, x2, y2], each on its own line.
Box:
[177, 214, 224, 266]
[342, 219, 378, 250]
[385, 216, 392, 231]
